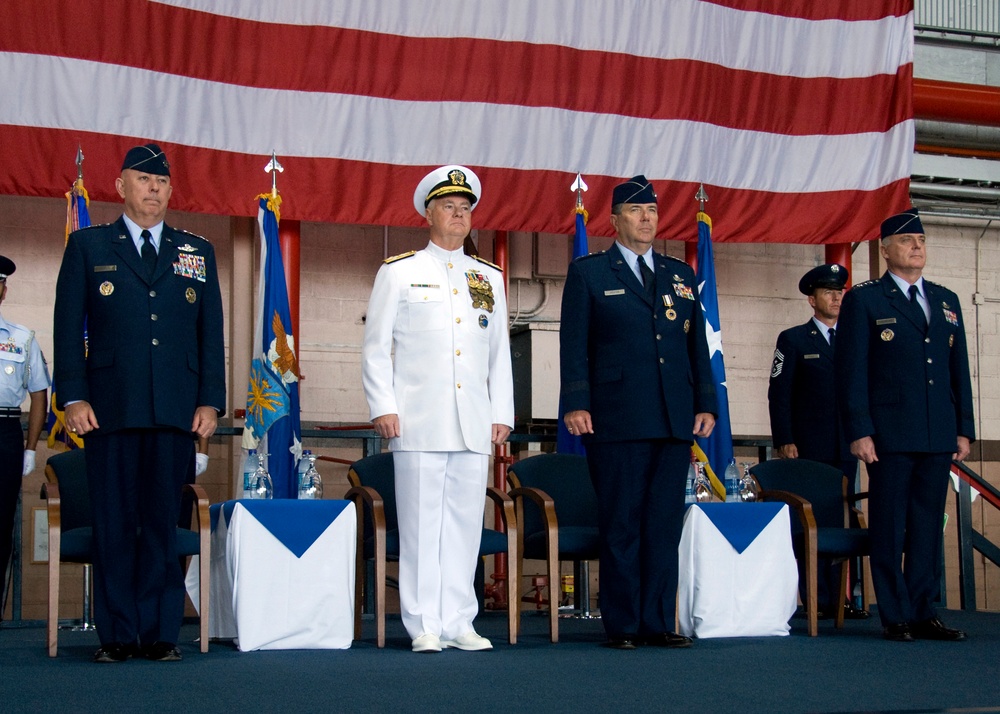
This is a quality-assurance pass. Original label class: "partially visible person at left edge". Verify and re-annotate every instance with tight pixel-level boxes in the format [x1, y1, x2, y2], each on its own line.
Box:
[836, 207, 974, 643]
[53, 144, 226, 662]
[0, 254, 50, 617]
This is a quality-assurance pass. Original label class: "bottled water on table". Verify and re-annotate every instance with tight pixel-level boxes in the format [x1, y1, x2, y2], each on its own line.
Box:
[685, 460, 697, 504]
[242, 449, 257, 499]
[298, 452, 324, 500]
[250, 452, 274, 499]
[724, 458, 740, 503]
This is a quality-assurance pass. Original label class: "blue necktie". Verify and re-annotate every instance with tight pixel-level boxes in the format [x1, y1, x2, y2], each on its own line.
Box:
[639, 256, 654, 297]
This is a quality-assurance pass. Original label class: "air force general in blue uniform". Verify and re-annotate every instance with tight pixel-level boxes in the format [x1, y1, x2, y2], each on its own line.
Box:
[836, 208, 974, 643]
[561, 176, 717, 650]
[53, 144, 226, 663]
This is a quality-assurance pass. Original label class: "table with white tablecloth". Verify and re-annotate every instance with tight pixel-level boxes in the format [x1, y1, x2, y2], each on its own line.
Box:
[677, 502, 798, 639]
[185, 499, 356, 651]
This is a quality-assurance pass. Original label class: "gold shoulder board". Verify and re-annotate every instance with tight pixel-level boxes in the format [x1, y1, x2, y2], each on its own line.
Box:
[384, 250, 416, 264]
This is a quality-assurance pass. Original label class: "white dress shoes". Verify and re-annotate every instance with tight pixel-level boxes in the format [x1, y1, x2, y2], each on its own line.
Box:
[411, 633, 442, 653]
[441, 631, 493, 651]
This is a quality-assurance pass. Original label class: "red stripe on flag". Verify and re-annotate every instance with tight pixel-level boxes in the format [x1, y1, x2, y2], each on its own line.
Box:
[0, 125, 908, 244]
[2, 0, 910, 135]
[700, 0, 913, 21]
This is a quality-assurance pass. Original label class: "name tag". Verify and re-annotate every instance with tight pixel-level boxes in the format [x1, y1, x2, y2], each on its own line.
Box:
[876, 318, 896, 325]
[804, 354, 820, 359]
[604, 289, 625, 296]
[94, 265, 117, 272]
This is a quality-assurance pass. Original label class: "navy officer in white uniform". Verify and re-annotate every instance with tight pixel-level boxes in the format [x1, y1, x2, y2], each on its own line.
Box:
[0, 254, 50, 614]
[362, 165, 514, 653]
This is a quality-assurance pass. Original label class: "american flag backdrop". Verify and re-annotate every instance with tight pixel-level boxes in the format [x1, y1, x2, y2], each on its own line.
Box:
[0, 0, 914, 244]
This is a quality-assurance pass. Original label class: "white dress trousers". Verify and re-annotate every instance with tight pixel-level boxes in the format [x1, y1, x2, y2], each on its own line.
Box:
[362, 241, 514, 640]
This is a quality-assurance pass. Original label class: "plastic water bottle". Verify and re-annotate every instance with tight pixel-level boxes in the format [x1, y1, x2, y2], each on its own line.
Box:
[250, 452, 274, 499]
[724, 458, 740, 503]
[242, 449, 257, 499]
[298, 453, 323, 500]
[297, 449, 312, 487]
[685, 460, 697, 504]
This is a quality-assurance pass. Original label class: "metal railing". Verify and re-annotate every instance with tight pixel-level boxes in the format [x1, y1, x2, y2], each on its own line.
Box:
[916, 0, 1000, 38]
[951, 459, 1000, 610]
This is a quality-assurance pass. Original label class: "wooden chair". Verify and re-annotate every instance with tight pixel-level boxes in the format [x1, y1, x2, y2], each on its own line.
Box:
[345, 452, 518, 647]
[507, 453, 600, 643]
[42, 449, 211, 656]
[750, 458, 871, 637]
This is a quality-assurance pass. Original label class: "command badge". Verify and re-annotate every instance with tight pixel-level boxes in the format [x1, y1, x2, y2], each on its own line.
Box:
[880, 329, 894, 342]
[99, 281, 114, 296]
[683, 319, 690, 334]
[479, 314, 488, 329]
[186, 287, 197, 303]
[949, 334, 955, 347]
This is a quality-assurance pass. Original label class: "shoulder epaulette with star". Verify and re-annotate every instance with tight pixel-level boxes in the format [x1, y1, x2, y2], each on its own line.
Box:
[851, 279, 879, 290]
[472, 255, 502, 272]
[575, 251, 604, 262]
[384, 250, 416, 264]
[663, 254, 688, 265]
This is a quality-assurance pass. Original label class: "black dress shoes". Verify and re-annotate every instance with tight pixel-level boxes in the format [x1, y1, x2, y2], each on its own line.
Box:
[144, 641, 183, 661]
[911, 618, 967, 642]
[843, 602, 870, 620]
[93, 642, 137, 663]
[603, 637, 638, 650]
[882, 623, 914, 642]
[645, 632, 693, 648]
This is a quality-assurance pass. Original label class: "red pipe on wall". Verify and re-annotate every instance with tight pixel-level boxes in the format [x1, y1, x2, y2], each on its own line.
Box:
[913, 78, 1000, 128]
[825, 244, 853, 289]
[278, 219, 301, 358]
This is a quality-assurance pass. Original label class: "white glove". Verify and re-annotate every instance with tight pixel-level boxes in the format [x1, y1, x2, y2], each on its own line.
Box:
[22, 449, 36, 477]
[194, 452, 209, 477]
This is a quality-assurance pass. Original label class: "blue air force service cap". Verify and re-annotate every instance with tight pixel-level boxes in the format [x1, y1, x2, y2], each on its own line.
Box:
[612, 175, 657, 207]
[0, 255, 14, 280]
[798, 263, 848, 295]
[121, 143, 170, 176]
[880, 207, 924, 239]
[413, 165, 481, 217]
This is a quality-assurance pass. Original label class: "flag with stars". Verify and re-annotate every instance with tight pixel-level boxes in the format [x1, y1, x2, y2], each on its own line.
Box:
[693, 210, 732, 499]
[242, 194, 302, 498]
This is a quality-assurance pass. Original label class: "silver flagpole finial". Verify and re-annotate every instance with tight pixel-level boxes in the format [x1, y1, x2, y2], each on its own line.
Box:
[695, 184, 709, 212]
[76, 145, 85, 182]
[571, 173, 589, 209]
[265, 151, 284, 198]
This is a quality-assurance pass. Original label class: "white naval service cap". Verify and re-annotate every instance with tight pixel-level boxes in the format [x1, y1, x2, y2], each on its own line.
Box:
[413, 165, 481, 217]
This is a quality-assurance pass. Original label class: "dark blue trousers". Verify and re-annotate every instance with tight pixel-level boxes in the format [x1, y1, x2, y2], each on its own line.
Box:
[586, 439, 689, 638]
[866, 451, 952, 627]
[85, 429, 193, 646]
[0, 416, 23, 608]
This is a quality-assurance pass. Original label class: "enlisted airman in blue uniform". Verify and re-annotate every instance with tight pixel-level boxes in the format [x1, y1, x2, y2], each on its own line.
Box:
[561, 176, 717, 650]
[836, 207, 974, 642]
[0, 254, 50, 615]
[53, 144, 226, 662]
[768, 263, 867, 620]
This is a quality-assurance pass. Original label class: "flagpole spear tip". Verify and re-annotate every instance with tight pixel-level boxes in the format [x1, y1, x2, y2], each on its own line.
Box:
[571, 173, 589, 208]
[695, 184, 709, 212]
[264, 150, 284, 198]
[75, 145, 84, 181]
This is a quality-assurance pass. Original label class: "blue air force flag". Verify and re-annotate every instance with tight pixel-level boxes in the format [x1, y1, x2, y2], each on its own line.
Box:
[242, 195, 302, 498]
